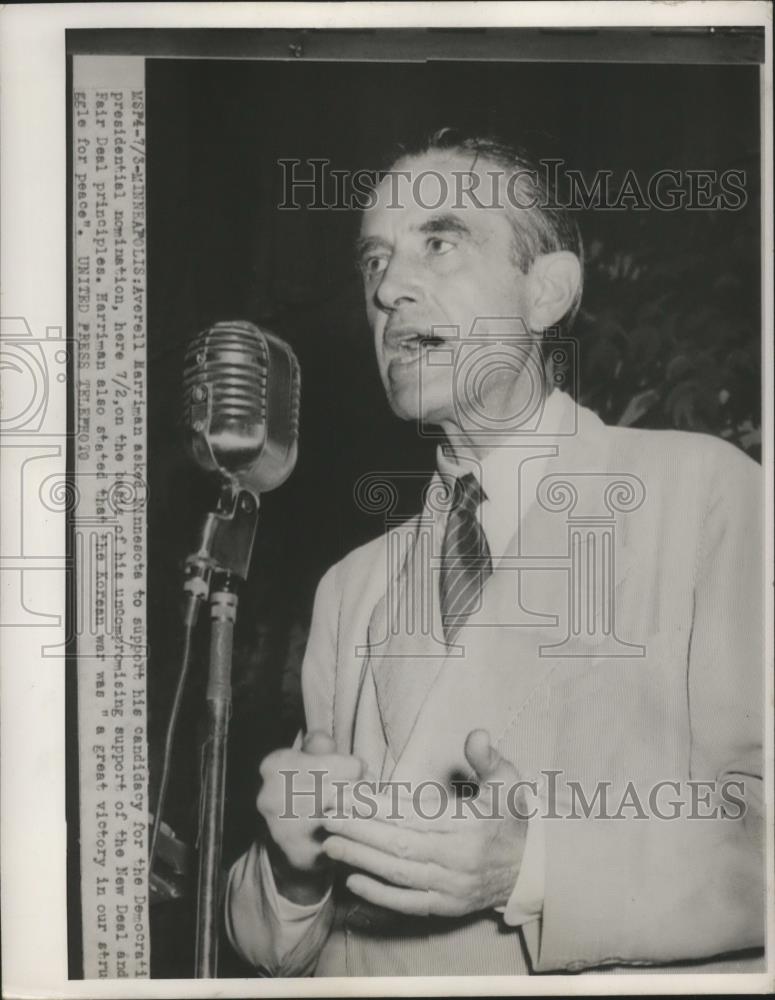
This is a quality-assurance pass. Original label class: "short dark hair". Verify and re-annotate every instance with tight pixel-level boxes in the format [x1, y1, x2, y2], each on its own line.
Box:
[386, 127, 584, 333]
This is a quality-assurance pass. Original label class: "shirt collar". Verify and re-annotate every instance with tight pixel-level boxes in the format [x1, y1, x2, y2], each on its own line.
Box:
[434, 389, 570, 558]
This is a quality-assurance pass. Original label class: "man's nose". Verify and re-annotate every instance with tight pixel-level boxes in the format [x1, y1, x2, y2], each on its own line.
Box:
[373, 253, 419, 311]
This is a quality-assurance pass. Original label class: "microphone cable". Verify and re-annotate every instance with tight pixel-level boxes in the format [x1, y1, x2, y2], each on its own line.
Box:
[148, 592, 202, 877]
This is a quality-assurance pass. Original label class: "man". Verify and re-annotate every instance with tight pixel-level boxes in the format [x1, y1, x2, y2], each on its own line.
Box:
[226, 130, 764, 976]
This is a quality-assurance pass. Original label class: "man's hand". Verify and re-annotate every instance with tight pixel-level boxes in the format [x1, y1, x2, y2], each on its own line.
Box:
[257, 730, 364, 904]
[320, 729, 528, 917]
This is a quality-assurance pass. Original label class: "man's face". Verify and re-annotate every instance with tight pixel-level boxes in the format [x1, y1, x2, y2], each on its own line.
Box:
[358, 150, 538, 432]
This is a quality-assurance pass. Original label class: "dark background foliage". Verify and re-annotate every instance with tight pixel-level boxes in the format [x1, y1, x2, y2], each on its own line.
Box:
[576, 191, 760, 454]
[144, 57, 760, 974]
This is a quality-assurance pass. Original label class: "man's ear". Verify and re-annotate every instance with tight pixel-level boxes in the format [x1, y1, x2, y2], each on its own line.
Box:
[527, 252, 582, 332]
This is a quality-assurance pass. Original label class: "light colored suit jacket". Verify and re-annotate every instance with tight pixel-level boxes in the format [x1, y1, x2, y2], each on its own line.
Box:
[227, 393, 764, 977]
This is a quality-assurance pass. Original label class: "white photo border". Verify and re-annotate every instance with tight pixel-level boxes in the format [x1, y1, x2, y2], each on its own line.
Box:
[1, 3, 772, 997]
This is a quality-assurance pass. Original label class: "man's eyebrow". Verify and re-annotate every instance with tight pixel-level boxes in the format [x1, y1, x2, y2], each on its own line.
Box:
[355, 235, 390, 260]
[418, 214, 472, 238]
[354, 214, 473, 262]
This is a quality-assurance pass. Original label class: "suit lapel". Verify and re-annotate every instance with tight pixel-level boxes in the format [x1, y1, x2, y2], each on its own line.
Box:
[392, 522, 567, 782]
[366, 395, 639, 779]
[367, 511, 450, 764]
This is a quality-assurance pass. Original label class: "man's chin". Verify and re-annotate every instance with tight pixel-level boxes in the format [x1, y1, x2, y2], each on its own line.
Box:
[383, 367, 452, 425]
[387, 393, 422, 423]
[386, 388, 447, 428]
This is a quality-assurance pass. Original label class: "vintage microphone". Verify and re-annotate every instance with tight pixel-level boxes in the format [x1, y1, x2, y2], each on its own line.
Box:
[155, 321, 300, 977]
[183, 319, 300, 499]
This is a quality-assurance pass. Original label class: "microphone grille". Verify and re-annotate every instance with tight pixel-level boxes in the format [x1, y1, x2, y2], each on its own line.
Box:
[183, 320, 268, 425]
[289, 352, 301, 436]
[183, 320, 300, 493]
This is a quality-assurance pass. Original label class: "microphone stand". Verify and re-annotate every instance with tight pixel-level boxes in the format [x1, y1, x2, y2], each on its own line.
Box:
[184, 482, 259, 978]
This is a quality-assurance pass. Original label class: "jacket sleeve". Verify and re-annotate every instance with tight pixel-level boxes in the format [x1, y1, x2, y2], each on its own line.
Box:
[224, 565, 341, 975]
[528, 442, 765, 972]
[225, 839, 335, 975]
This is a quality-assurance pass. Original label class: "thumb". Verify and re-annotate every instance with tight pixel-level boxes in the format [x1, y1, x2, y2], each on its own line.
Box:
[302, 730, 336, 755]
[464, 729, 516, 784]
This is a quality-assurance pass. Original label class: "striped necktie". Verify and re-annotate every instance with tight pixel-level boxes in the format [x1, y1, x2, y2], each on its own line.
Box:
[439, 472, 493, 645]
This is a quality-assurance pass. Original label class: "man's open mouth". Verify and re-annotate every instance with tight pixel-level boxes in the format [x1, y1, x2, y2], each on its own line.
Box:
[388, 330, 447, 363]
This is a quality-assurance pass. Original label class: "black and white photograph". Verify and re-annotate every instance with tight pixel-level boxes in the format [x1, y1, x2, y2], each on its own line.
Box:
[1, 3, 773, 996]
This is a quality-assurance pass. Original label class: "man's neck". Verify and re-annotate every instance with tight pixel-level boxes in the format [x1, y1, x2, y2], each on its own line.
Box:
[438, 381, 553, 464]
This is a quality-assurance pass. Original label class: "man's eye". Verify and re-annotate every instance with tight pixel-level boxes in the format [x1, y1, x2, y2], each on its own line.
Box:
[361, 255, 389, 279]
[426, 237, 454, 256]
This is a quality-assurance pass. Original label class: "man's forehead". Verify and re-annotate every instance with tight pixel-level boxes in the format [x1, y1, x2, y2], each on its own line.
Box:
[360, 149, 510, 237]
[390, 148, 481, 180]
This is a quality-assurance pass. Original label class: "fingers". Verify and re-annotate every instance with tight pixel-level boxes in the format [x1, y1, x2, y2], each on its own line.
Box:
[463, 729, 498, 778]
[257, 746, 365, 825]
[464, 729, 518, 785]
[345, 873, 432, 917]
[261, 747, 364, 784]
[302, 730, 337, 755]
[322, 814, 434, 862]
[332, 784, 461, 830]
[305, 754, 364, 784]
[323, 835, 431, 890]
